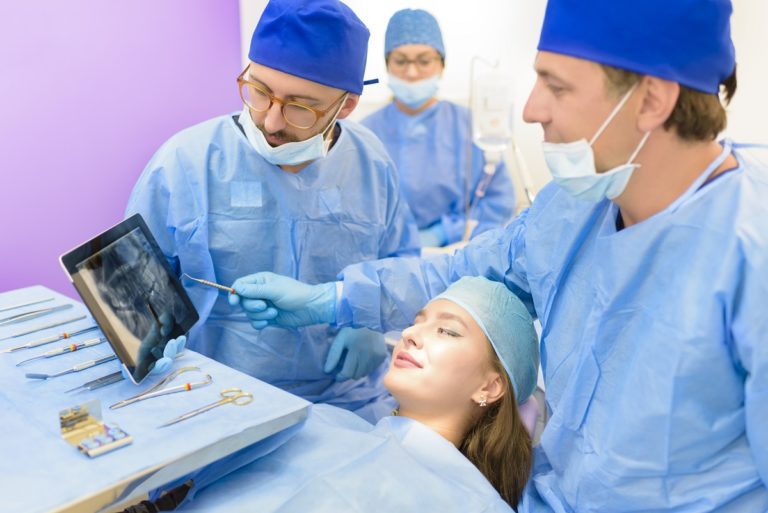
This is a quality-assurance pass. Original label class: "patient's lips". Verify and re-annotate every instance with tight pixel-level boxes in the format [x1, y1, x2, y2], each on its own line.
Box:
[394, 351, 423, 369]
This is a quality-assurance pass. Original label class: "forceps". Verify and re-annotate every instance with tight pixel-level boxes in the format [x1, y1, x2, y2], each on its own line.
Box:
[0, 297, 54, 314]
[110, 366, 213, 409]
[158, 388, 253, 427]
[0, 304, 73, 327]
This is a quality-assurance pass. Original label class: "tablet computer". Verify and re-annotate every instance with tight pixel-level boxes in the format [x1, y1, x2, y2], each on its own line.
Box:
[60, 214, 199, 384]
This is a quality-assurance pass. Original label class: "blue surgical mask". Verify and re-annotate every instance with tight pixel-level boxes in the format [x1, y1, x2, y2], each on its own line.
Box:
[238, 99, 345, 166]
[542, 83, 650, 202]
[388, 74, 439, 109]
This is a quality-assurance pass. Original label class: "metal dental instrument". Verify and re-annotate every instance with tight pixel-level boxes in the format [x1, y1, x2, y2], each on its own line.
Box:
[2, 325, 99, 353]
[65, 371, 125, 393]
[25, 354, 118, 380]
[0, 297, 54, 314]
[182, 273, 236, 294]
[0, 303, 73, 327]
[0, 315, 87, 341]
[16, 337, 107, 366]
[110, 366, 213, 409]
[158, 388, 253, 428]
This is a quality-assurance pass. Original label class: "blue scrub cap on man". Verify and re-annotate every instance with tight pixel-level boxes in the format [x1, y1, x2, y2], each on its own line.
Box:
[248, 0, 370, 95]
[433, 277, 539, 404]
[538, 0, 735, 94]
[385, 9, 445, 58]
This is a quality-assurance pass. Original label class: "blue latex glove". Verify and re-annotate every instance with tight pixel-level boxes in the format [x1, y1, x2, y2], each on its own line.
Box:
[121, 312, 187, 382]
[228, 272, 336, 329]
[324, 327, 388, 381]
[418, 221, 447, 248]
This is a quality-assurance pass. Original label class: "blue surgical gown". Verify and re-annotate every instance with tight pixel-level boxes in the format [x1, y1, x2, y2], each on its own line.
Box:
[178, 404, 513, 512]
[126, 115, 419, 417]
[335, 140, 768, 512]
[362, 101, 516, 243]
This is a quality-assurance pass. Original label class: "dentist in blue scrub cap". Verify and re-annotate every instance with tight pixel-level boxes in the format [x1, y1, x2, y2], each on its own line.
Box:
[126, 0, 420, 424]
[232, 0, 768, 511]
[362, 9, 516, 248]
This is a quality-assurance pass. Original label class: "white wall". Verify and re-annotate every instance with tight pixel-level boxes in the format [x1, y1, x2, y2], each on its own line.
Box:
[239, 0, 768, 205]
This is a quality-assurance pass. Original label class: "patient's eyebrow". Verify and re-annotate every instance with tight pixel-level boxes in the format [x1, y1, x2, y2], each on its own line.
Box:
[436, 312, 468, 329]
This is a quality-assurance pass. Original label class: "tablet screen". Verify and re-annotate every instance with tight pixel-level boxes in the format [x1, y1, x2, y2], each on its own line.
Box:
[60, 214, 199, 384]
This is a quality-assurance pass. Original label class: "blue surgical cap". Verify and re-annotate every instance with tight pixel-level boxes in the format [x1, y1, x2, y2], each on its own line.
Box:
[433, 277, 539, 403]
[385, 9, 445, 58]
[248, 0, 370, 95]
[538, 0, 735, 94]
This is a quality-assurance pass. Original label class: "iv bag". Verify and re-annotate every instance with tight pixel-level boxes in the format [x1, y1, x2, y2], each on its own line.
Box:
[471, 72, 514, 154]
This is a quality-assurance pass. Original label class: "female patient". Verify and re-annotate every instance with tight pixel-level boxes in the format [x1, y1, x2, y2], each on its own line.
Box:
[172, 276, 539, 511]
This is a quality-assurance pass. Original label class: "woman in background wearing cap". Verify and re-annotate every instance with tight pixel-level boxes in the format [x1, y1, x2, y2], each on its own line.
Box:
[158, 276, 537, 512]
[362, 9, 516, 249]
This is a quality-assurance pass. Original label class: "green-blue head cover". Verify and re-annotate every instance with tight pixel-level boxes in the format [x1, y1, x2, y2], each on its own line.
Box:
[433, 276, 539, 403]
[385, 8, 445, 58]
[249, 0, 370, 95]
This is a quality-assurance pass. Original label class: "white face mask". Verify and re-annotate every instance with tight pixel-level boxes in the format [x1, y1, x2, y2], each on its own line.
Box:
[542, 83, 651, 202]
[388, 74, 440, 109]
[238, 97, 346, 166]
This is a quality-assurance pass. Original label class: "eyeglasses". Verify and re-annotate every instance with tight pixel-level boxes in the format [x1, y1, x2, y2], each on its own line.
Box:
[237, 68, 347, 130]
[387, 55, 442, 73]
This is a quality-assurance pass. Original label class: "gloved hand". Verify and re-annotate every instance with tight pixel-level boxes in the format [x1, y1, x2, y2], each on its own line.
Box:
[228, 272, 337, 329]
[324, 327, 388, 381]
[122, 312, 187, 382]
[419, 222, 447, 248]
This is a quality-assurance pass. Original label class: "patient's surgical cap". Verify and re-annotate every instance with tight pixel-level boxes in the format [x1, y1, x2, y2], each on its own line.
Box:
[433, 277, 539, 403]
[385, 9, 445, 58]
[248, 0, 370, 95]
[538, 0, 735, 94]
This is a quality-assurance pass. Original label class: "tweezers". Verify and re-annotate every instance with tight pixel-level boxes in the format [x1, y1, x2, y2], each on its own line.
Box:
[0, 304, 73, 327]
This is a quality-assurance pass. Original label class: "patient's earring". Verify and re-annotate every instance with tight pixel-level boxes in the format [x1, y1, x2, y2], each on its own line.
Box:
[479, 396, 487, 407]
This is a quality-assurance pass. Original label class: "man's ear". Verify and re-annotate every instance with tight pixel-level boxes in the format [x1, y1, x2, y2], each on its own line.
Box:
[337, 93, 360, 120]
[637, 76, 679, 132]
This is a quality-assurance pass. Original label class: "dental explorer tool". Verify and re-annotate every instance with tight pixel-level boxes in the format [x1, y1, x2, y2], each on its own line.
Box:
[2, 325, 99, 353]
[15, 337, 107, 366]
[25, 354, 117, 380]
[182, 273, 236, 294]
[0, 315, 87, 341]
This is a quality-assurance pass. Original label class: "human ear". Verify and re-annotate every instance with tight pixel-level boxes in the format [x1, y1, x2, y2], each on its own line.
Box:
[636, 76, 679, 132]
[336, 93, 360, 120]
[473, 372, 504, 406]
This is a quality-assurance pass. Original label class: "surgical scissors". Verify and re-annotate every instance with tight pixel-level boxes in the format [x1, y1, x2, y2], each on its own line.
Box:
[158, 388, 253, 427]
[110, 366, 213, 409]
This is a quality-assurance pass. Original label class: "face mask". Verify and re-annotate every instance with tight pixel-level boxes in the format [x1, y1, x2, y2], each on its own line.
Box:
[238, 97, 346, 166]
[388, 74, 439, 109]
[542, 83, 651, 202]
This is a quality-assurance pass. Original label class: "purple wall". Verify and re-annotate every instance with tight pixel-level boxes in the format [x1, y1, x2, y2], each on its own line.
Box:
[0, 2, 242, 297]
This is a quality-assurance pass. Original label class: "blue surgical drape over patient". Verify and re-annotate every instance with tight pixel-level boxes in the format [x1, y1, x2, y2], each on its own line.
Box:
[126, 116, 419, 414]
[362, 101, 516, 243]
[335, 141, 768, 512]
[179, 404, 513, 512]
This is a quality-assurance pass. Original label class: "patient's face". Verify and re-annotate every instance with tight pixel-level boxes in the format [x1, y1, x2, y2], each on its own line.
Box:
[384, 299, 494, 413]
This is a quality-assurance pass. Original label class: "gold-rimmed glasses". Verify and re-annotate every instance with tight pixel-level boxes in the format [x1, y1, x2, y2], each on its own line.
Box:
[237, 68, 347, 130]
